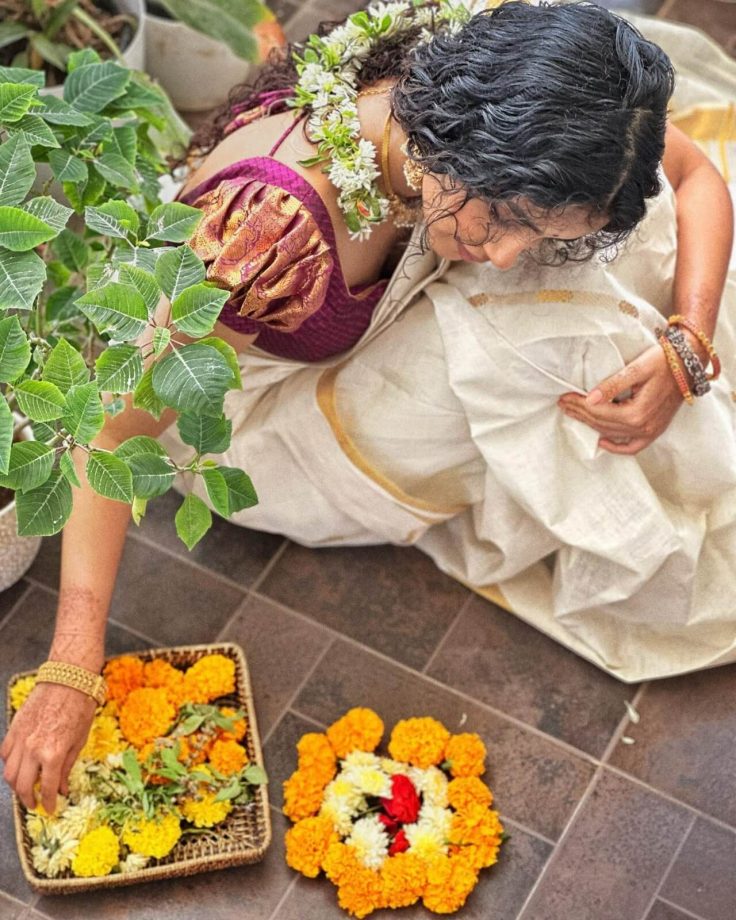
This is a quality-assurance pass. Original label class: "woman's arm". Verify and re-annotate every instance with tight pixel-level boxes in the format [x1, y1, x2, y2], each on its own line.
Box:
[558, 123, 734, 454]
[1, 298, 256, 813]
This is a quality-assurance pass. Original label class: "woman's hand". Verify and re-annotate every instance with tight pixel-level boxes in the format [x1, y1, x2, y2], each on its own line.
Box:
[557, 344, 684, 455]
[1, 683, 95, 813]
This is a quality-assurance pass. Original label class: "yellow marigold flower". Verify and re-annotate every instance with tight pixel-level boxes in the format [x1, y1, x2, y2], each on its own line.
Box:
[216, 707, 247, 743]
[283, 769, 328, 821]
[71, 825, 119, 878]
[103, 656, 145, 705]
[10, 675, 36, 711]
[388, 717, 450, 769]
[326, 708, 383, 759]
[323, 840, 362, 884]
[297, 733, 337, 785]
[80, 713, 126, 762]
[183, 654, 235, 704]
[336, 863, 384, 919]
[380, 852, 427, 909]
[285, 815, 339, 878]
[122, 812, 182, 858]
[209, 739, 248, 776]
[450, 804, 504, 870]
[118, 687, 175, 749]
[445, 733, 486, 778]
[447, 776, 494, 812]
[422, 854, 479, 914]
[142, 659, 187, 707]
[180, 791, 232, 828]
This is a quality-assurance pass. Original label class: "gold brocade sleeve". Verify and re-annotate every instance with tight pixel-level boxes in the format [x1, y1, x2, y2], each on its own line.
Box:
[187, 177, 334, 333]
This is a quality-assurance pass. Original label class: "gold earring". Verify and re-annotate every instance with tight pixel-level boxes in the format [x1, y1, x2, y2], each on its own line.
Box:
[400, 140, 424, 192]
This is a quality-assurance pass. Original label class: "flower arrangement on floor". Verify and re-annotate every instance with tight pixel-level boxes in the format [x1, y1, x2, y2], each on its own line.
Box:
[283, 708, 504, 917]
[9, 652, 267, 880]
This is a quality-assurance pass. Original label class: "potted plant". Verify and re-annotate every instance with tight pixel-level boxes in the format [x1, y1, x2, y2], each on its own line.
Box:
[0, 0, 145, 87]
[144, 0, 286, 112]
[0, 52, 258, 590]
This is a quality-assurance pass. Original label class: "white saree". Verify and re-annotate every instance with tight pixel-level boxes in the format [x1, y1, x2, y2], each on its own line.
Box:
[160, 15, 736, 682]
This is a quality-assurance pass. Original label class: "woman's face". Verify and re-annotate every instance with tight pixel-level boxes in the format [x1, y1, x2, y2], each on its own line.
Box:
[422, 173, 610, 270]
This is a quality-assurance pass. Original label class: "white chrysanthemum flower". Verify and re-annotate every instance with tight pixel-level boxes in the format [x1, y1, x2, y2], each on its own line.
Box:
[56, 795, 100, 842]
[323, 776, 365, 812]
[346, 815, 390, 870]
[409, 766, 449, 808]
[320, 799, 356, 836]
[404, 820, 449, 860]
[31, 838, 79, 878]
[343, 764, 392, 799]
[380, 757, 406, 776]
[68, 760, 94, 799]
[120, 852, 150, 873]
[105, 752, 124, 769]
[26, 813, 49, 845]
[343, 751, 382, 769]
[417, 803, 453, 839]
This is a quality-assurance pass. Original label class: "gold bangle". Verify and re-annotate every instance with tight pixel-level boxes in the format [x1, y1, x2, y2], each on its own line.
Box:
[658, 335, 694, 405]
[667, 314, 721, 381]
[36, 661, 107, 707]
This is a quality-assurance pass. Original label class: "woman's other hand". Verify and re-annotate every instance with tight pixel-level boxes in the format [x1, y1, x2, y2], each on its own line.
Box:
[557, 344, 684, 455]
[1, 683, 95, 813]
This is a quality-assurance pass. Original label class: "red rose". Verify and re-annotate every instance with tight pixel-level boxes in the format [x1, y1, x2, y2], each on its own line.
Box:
[388, 828, 410, 856]
[381, 774, 420, 825]
[378, 813, 400, 834]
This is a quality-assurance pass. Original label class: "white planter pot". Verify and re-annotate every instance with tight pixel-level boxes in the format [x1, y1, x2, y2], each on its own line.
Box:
[145, 13, 251, 112]
[0, 422, 41, 593]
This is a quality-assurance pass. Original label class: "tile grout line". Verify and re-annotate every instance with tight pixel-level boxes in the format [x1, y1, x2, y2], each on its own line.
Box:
[656, 894, 710, 920]
[421, 592, 473, 676]
[599, 682, 649, 764]
[266, 875, 299, 920]
[515, 765, 605, 920]
[288, 706, 331, 732]
[0, 581, 35, 635]
[107, 616, 170, 649]
[247, 539, 290, 594]
[214, 592, 255, 644]
[638, 812, 698, 920]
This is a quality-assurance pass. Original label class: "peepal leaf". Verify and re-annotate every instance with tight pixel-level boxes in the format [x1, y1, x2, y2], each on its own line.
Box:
[0, 134, 35, 206]
[42, 339, 88, 393]
[16, 470, 73, 536]
[0, 315, 31, 382]
[171, 284, 229, 337]
[0, 441, 54, 492]
[177, 413, 231, 455]
[219, 466, 258, 512]
[146, 202, 202, 242]
[86, 450, 133, 502]
[14, 380, 66, 421]
[62, 382, 105, 443]
[0, 398, 12, 475]
[0, 249, 45, 310]
[0, 206, 57, 251]
[75, 282, 148, 341]
[63, 61, 130, 112]
[155, 246, 205, 302]
[151, 344, 232, 417]
[0, 83, 37, 123]
[175, 492, 212, 550]
[129, 453, 175, 499]
[59, 449, 81, 488]
[11, 114, 60, 148]
[23, 197, 72, 233]
[95, 344, 143, 393]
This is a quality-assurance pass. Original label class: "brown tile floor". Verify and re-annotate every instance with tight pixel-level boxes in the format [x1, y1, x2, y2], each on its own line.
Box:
[2, 0, 736, 918]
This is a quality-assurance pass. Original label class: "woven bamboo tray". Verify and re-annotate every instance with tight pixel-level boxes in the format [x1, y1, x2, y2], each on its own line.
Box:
[6, 642, 272, 894]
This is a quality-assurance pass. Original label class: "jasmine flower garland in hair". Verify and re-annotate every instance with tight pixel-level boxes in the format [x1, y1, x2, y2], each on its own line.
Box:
[290, 0, 488, 241]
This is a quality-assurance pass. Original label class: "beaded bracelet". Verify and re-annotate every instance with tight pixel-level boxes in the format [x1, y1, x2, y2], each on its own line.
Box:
[663, 326, 711, 397]
[37, 660, 107, 707]
[667, 314, 721, 381]
[658, 334, 694, 405]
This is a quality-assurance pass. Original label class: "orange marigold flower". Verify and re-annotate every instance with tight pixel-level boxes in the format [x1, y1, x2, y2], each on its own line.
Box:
[175, 735, 208, 766]
[445, 733, 486, 778]
[142, 659, 187, 707]
[183, 654, 235, 704]
[449, 804, 504, 870]
[103, 656, 145, 704]
[283, 769, 330, 821]
[209, 739, 248, 776]
[216, 707, 247, 743]
[285, 815, 339, 878]
[388, 717, 450, 769]
[323, 840, 362, 885]
[336, 863, 385, 919]
[326, 708, 383, 759]
[447, 776, 494, 812]
[118, 687, 175, 748]
[380, 852, 427, 909]
[422, 854, 479, 914]
[297, 733, 337, 785]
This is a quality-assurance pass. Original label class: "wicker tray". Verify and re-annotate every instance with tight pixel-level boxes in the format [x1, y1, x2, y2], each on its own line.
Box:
[6, 642, 272, 894]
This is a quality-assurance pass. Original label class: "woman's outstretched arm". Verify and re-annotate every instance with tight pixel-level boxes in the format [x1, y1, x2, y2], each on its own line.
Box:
[558, 123, 734, 454]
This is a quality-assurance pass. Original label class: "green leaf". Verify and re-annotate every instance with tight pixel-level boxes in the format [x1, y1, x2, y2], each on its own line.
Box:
[59, 448, 81, 487]
[48, 148, 88, 184]
[14, 380, 66, 421]
[177, 413, 231, 455]
[30, 421, 55, 443]
[22, 197, 72, 232]
[176, 713, 205, 735]
[155, 245, 205, 302]
[243, 763, 268, 785]
[118, 264, 160, 316]
[219, 466, 258, 512]
[51, 229, 89, 272]
[10, 113, 59, 148]
[62, 382, 105, 442]
[15, 469, 72, 535]
[0, 441, 54, 491]
[79, 165, 106, 208]
[0, 23, 29, 51]
[0, 83, 38, 123]
[95, 152, 137, 190]
[63, 61, 130, 113]
[171, 283, 229, 337]
[151, 326, 170, 357]
[198, 336, 242, 390]
[132, 365, 164, 419]
[201, 467, 229, 516]
[146, 202, 202, 243]
[116, 243, 161, 274]
[175, 492, 212, 550]
[84, 201, 138, 239]
[75, 282, 148, 341]
[151, 343, 232, 417]
[47, 260, 71, 287]
[122, 747, 143, 789]
[0, 398, 12, 475]
[46, 285, 80, 323]
[42, 339, 89, 393]
[95, 344, 143, 392]
[112, 124, 137, 164]
[129, 453, 175, 498]
[114, 434, 167, 461]
[0, 206, 56, 251]
[37, 94, 92, 126]
[153, 0, 267, 62]
[86, 450, 133, 502]
[131, 494, 147, 525]
[0, 134, 35, 206]
[0, 249, 44, 310]
[0, 315, 30, 382]
[214, 779, 242, 802]
[0, 66, 44, 88]
[66, 49, 101, 71]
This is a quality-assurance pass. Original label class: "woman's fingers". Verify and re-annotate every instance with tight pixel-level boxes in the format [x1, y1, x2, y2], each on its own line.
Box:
[599, 437, 650, 455]
[561, 404, 633, 438]
[14, 750, 41, 811]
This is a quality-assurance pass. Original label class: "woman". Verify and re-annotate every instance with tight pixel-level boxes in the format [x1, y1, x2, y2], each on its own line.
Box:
[2, 1, 733, 815]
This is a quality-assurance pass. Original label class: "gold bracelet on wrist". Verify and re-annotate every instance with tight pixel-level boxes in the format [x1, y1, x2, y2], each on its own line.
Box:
[36, 661, 107, 707]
